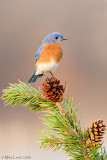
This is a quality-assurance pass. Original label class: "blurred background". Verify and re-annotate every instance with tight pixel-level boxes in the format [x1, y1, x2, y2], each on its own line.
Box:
[0, 0, 107, 159]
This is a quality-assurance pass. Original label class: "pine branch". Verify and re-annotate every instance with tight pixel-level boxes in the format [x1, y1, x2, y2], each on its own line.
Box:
[38, 98, 91, 160]
[1, 79, 106, 160]
[1, 80, 56, 111]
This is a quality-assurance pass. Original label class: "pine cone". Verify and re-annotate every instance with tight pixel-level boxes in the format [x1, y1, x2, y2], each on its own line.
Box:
[86, 120, 106, 148]
[42, 77, 64, 102]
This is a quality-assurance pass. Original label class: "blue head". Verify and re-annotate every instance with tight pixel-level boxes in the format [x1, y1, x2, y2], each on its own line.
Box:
[42, 32, 67, 44]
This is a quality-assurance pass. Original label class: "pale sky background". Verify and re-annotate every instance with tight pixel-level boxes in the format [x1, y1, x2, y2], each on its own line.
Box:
[0, 0, 107, 160]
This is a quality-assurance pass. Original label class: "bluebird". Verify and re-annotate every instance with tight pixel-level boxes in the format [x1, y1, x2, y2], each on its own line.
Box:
[28, 32, 67, 83]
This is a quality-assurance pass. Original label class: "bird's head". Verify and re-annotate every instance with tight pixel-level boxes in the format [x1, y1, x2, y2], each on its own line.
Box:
[42, 32, 67, 44]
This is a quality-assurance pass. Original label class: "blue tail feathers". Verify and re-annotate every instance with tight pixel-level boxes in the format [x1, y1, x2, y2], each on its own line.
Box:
[28, 71, 38, 83]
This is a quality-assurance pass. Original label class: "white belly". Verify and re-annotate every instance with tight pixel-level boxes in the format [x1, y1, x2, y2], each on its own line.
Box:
[36, 61, 59, 75]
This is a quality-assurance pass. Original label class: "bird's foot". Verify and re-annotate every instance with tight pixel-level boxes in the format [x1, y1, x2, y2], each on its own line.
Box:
[50, 72, 56, 83]
[50, 72, 54, 77]
[46, 77, 49, 82]
[43, 74, 49, 82]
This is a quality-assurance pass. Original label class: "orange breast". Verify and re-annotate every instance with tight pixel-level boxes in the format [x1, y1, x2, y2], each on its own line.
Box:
[36, 43, 63, 69]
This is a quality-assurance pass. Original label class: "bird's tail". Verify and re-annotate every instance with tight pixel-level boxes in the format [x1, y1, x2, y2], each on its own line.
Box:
[28, 71, 38, 83]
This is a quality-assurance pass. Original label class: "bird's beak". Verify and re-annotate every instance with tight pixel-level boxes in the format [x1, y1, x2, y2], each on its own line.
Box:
[60, 38, 68, 41]
[63, 38, 68, 40]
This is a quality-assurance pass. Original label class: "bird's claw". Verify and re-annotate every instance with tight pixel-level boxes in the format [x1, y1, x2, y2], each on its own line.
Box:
[46, 77, 49, 82]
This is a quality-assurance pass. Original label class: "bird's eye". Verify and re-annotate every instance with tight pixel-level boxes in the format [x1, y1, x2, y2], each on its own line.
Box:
[55, 36, 58, 40]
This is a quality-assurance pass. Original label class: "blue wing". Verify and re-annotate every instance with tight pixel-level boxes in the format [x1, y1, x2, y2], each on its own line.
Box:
[28, 45, 43, 83]
[35, 44, 43, 63]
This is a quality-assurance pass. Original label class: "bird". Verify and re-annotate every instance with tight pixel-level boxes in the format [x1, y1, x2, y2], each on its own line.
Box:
[28, 32, 67, 83]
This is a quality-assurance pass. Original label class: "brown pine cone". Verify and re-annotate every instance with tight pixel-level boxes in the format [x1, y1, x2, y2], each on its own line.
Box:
[86, 120, 106, 148]
[42, 77, 64, 102]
